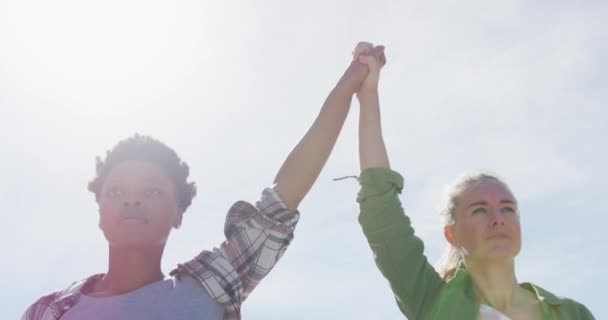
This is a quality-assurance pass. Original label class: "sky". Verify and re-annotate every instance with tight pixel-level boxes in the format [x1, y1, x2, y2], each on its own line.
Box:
[1, 0, 606, 319]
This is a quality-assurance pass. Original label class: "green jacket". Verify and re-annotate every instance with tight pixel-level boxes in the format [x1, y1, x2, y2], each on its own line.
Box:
[357, 168, 595, 320]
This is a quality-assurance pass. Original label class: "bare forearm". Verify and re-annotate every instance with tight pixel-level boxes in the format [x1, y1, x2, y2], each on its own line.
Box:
[273, 62, 369, 211]
[358, 91, 390, 171]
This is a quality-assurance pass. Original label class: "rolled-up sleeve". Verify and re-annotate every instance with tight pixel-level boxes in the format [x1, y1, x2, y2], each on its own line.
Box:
[174, 188, 299, 320]
[357, 167, 444, 320]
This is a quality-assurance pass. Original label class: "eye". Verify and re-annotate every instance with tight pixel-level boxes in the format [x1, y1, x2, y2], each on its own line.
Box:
[143, 187, 163, 197]
[472, 207, 487, 215]
[104, 187, 124, 198]
[501, 206, 516, 214]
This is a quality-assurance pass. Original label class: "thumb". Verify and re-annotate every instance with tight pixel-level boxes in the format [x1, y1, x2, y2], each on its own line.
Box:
[358, 55, 374, 65]
[358, 54, 381, 73]
[369, 45, 386, 67]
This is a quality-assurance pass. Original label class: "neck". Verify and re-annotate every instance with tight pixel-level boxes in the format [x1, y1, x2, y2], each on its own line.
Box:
[467, 258, 524, 311]
[93, 244, 165, 296]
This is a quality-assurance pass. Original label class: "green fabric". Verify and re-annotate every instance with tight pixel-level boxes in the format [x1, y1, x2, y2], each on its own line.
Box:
[357, 167, 595, 320]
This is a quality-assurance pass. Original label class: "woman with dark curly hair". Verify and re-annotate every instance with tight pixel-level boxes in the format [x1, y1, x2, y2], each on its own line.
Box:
[21, 46, 385, 320]
[353, 42, 594, 320]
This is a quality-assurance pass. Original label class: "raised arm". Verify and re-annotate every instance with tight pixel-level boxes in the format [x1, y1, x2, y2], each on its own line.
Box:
[273, 46, 385, 212]
[355, 42, 445, 319]
[175, 48, 391, 319]
[354, 42, 390, 171]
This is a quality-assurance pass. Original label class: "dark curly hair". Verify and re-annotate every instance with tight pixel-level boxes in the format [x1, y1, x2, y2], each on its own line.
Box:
[88, 134, 197, 211]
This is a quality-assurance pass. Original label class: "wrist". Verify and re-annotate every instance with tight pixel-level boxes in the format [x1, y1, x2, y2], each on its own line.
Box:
[333, 79, 358, 98]
[336, 61, 369, 95]
[332, 81, 357, 99]
[356, 87, 379, 101]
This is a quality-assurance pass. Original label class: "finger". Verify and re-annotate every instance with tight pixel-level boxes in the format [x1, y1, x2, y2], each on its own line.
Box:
[378, 48, 386, 67]
[353, 46, 372, 61]
[369, 45, 386, 67]
[358, 55, 374, 65]
[358, 55, 380, 73]
[368, 45, 384, 58]
[352, 42, 374, 61]
[354, 42, 374, 53]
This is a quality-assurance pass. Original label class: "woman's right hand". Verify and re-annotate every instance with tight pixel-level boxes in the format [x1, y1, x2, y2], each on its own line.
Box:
[352, 41, 386, 99]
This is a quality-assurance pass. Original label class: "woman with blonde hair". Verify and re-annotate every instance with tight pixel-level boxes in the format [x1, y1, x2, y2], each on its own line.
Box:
[353, 41, 595, 319]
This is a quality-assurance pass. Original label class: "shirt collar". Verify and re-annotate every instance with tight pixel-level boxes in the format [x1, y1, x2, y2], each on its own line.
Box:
[520, 282, 564, 305]
[54, 274, 105, 305]
[452, 268, 564, 306]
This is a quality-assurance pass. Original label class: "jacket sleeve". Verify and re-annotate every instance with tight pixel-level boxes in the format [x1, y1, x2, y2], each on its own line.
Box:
[358, 168, 445, 319]
[575, 301, 595, 320]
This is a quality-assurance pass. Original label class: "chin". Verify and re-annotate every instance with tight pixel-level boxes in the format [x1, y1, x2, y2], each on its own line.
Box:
[484, 248, 519, 262]
[472, 244, 519, 263]
[103, 227, 170, 247]
[106, 234, 169, 249]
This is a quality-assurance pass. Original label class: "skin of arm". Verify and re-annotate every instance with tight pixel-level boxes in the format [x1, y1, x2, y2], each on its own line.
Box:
[354, 42, 390, 172]
[273, 46, 387, 212]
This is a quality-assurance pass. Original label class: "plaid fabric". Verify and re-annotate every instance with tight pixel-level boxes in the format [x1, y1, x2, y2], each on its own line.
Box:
[21, 188, 299, 320]
[20, 275, 104, 320]
[171, 188, 299, 319]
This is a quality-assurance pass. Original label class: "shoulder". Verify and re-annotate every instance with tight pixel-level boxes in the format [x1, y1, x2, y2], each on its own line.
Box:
[554, 297, 595, 319]
[522, 283, 595, 319]
[22, 290, 62, 320]
[22, 274, 104, 320]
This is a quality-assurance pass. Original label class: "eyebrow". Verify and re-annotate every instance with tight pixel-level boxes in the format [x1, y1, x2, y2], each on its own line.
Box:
[467, 199, 517, 208]
[467, 201, 487, 208]
[104, 178, 171, 187]
[143, 178, 171, 187]
[104, 179, 123, 186]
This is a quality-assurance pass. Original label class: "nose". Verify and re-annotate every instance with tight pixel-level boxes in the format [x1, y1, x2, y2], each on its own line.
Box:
[122, 192, 142, 207]
[123, 200, 141, 207]
[490, 209, 505, 228]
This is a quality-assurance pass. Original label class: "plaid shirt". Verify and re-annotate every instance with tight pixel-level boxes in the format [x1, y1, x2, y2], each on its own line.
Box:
[21, 188, 299, 320]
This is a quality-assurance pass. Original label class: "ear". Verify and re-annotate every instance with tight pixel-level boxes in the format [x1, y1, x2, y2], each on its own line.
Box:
[173, 209, 184, 229]
[98, 208, 103, 229]
[444, 225, 457, 246]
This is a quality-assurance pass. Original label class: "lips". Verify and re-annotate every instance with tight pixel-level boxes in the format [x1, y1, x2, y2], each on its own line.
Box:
[487, 233, 510, 240]
[120, 216, 149, 224]
[118, 209, 149, 224]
